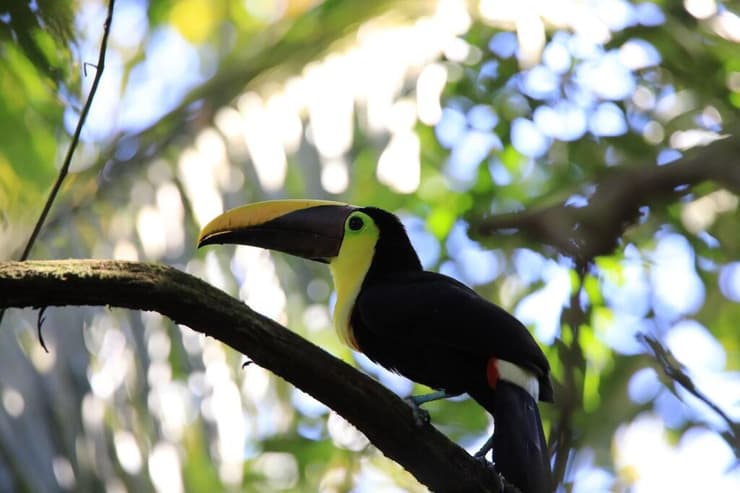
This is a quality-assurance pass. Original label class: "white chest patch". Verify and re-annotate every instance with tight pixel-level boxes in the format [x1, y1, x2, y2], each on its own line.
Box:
[497, 359, 540, 400]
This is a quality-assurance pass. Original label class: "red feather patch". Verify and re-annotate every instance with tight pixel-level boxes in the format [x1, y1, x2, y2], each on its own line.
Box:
[486, 357, 499, 389]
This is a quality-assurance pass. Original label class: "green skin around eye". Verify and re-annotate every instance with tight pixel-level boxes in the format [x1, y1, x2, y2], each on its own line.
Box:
[347, 213, 368, 233]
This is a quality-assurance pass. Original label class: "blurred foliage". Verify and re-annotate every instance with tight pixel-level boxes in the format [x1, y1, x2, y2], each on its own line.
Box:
[1, 0, 739, 492]
[0, 0, 77, 223]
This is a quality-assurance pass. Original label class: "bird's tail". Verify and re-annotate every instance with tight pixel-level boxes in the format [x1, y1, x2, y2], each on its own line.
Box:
[472, 381, 551, 493]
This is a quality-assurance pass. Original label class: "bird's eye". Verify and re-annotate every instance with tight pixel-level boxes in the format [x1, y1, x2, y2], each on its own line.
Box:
[348, 216, 364, 231]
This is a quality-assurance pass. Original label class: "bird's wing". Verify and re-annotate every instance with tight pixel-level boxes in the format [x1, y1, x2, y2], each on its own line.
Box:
[353, 271, 550, 378]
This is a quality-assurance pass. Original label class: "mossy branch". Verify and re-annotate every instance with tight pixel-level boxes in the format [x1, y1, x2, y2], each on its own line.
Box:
[0, 259, 522, 493]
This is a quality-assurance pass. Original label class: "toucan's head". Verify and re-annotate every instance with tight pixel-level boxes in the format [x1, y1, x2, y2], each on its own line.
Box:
[197, 199, 421, 274]
[198, 199, 421, 347]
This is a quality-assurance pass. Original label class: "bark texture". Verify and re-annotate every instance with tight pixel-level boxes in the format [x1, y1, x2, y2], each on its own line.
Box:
[0, 259, 522, 493]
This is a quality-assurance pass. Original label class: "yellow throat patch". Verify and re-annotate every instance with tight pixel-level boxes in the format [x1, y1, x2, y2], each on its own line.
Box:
[328, 211, 379, 350]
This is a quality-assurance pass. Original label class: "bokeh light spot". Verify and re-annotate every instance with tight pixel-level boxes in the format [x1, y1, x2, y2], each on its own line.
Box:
[511, 118, 548, 158]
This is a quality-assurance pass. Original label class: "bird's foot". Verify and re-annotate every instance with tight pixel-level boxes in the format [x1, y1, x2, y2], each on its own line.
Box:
[472, 447, 505, 492]
[474, 454, 491, 469]
[403, 396, 431, 426]
[403, 390, 455, 426]
[474, 434, 495, 460]
[472, 454, 505, 491]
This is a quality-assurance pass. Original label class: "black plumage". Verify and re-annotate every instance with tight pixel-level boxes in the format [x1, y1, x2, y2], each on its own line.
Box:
[351, 208, 552, 493]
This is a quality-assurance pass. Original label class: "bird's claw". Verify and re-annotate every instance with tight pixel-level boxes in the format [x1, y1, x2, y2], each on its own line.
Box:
[403, 396, 431, 426]
[473, 456, 505, 491]
[473, 454, 506, 492]
[496, 472, 506, 492]
[474, 453, 489, 464]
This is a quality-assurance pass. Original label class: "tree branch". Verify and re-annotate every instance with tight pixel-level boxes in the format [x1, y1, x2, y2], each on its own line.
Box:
[0, 260, 521, 493]
[471, 134, 740, 260]
[19, 0, 115, 262]
[549, 262, 585, 486]
[638, 333, 740, 459]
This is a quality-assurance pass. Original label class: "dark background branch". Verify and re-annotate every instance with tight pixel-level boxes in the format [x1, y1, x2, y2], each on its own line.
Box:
[548, 260, 590, 486]
[638, 333, 740, 459]
[471, 135, 740, 260]
[0, 259, 523, 493]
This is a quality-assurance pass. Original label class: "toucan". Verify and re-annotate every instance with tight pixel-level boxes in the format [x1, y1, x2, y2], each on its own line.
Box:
[198, 199, 553, 493]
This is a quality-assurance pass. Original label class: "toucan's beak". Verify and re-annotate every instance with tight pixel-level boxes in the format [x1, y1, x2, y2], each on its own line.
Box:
[197, 199, 356, 263]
